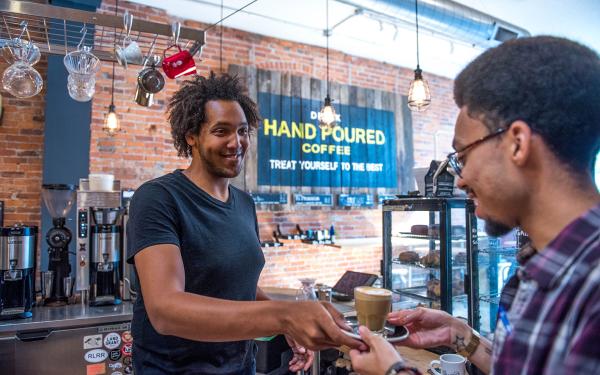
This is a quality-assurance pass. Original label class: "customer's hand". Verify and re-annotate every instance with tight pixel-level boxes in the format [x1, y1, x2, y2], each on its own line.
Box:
[349, 326, 403, 375]
[388, 307, 469, 349]
[283, 301, 367, 351]
[285, 335, 313, 372]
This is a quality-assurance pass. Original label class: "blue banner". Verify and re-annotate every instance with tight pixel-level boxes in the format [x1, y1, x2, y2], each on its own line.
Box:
[257, 93, 397, 188]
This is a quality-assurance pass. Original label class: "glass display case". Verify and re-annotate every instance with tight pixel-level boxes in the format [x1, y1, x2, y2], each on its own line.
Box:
[382, 197, 478, 325]
[382, 196, 521, 337]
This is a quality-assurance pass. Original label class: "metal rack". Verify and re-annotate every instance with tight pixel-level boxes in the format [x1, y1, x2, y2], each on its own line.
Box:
[0, 0, 205, 64]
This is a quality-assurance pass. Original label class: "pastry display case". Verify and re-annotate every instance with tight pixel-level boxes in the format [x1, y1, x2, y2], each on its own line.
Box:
[382, 197, 478, 326]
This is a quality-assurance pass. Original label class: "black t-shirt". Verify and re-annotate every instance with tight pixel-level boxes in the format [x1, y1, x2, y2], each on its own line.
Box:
[127, 169, 265, 375]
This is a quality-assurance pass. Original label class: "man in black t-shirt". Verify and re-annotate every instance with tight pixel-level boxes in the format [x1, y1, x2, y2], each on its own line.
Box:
[127, 73, 363, 375]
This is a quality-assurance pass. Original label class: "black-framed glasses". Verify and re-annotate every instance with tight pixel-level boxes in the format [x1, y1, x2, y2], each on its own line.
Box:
[447, 127, 508, 177]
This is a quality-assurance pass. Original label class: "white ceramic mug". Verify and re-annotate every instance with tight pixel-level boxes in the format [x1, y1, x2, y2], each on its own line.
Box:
[429, 353, 466, 375]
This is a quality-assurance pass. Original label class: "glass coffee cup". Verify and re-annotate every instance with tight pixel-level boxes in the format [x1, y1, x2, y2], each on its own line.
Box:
[354, 286, 392, 334]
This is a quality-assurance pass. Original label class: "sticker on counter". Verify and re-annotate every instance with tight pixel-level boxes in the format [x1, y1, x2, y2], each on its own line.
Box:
[84, 334, 103, 349]
[121, 330, 133, 343]
[122, 357, 132, 366]
[85, 349, 109, 363]
[121, 343, 132, 357]
[109, 362, 123, 370]
[124, 365, 133, 374]
[111, 372, 123, 375]
[86, 363, 106, 375]
[109, 349, 122, 361]
[98, 323, 131, 334]
[104, 332, 121, 349]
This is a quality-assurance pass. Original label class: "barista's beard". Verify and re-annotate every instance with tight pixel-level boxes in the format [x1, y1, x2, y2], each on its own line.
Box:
[484, 219, 513, 237]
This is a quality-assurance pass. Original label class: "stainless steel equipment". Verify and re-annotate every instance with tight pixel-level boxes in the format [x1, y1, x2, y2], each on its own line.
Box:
[0, 225, 37, 319]
[75, 178, 121, 305]
[41, 184, 77, 306]
[121, 189, 137, 301]
[89, 207, 125, 306]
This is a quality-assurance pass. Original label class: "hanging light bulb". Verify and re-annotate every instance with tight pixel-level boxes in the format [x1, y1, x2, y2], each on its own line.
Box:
[104, 2, 121, 136]
[319, 95, 337, 127]
[103, 102, 120, 135]
[319, 0, 338, 128]
[408, 0, 432, 112]
[408, 67, 431, 111]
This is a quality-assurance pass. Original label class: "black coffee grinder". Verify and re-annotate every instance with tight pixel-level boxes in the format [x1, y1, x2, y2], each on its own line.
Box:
[89, 207, 125, 306]
[41, 184, 76, 306]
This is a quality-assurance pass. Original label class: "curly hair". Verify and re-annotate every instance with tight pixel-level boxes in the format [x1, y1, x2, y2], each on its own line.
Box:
[167, 72, 260, 158]
[454, 36, 600, 174]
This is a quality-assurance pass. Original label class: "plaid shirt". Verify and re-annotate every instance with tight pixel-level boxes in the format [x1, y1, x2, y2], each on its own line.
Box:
[492, 203, 600, 374]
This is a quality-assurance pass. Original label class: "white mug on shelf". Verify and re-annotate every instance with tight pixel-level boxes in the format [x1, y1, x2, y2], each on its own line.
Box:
[429, 353, 466, 375]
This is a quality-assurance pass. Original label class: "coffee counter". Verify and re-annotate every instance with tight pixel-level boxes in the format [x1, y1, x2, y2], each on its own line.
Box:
[0, 301, 134, 335]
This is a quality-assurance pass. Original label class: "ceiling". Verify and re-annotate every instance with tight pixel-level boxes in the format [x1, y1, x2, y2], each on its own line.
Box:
[130, 0, 600, 79]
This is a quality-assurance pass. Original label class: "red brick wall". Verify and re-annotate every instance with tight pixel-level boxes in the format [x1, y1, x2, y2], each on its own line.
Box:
[0, 58, 47, 229]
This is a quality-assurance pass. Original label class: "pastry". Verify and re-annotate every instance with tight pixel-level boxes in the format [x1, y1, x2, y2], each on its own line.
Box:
[398, 250, 420, 263]
[410, 224, 428, 235]
[420, 251, 441, 267]
[427, 278, 441, 297]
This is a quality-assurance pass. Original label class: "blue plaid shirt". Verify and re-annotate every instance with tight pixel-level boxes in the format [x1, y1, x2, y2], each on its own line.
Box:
[492, 203, 600, 374]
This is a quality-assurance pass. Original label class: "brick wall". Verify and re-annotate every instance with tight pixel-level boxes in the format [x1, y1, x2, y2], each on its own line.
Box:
[1, 0, 460, 288]
[0, 58, 47, 229]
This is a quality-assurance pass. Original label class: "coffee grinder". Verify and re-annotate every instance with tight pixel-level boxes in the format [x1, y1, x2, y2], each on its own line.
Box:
[0, 224, 38, 319]
[89, 207, 125, 306]
[41, 184, 77, 306]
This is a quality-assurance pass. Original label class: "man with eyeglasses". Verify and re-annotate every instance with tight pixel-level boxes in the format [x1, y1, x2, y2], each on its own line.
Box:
[350, 36, 600, 375]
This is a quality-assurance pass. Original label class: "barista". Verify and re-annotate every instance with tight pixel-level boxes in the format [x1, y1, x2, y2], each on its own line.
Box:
[127, 73, 363, 374]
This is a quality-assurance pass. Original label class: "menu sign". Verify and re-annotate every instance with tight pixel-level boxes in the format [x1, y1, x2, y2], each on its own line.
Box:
[258, 93, 397, 188]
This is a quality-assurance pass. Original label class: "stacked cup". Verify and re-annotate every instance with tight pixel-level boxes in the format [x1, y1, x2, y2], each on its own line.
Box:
[63, 46, 100, 102]
[2, 38, 43, 98]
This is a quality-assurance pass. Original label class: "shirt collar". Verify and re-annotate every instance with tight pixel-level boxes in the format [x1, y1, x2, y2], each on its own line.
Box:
[520, 203, 600, 290]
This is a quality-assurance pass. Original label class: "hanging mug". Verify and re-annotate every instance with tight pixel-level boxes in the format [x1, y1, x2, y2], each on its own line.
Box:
[161, 45, 196, 79]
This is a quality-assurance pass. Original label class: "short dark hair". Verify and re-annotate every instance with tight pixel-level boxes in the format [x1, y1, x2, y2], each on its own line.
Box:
[454, 36, 600, 174]
[168, 72, 260, 158]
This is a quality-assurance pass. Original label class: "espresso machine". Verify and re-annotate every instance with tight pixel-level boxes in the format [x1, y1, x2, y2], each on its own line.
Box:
[41, 184, 77, 306]
[75, 178, 124, 306]
[0, 225, 37, 319]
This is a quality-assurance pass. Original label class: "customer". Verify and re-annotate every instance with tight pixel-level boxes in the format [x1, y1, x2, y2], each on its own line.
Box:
[127, 73, 363, 374]
[350, 36, 600, 375]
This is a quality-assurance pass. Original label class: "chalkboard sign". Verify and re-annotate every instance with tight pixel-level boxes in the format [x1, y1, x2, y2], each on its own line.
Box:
[251, 192, 288, 205]
[338, 194, 374, 207]
[294, 194, 333, 206]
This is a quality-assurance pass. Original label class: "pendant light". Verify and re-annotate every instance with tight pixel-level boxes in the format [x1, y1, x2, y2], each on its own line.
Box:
[319, 0, 337, 128]
[407, 0, 431, 112]
[103, 0, 121, 135]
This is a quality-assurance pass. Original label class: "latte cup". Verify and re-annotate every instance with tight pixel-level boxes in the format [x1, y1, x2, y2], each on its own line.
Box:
[429, 353, 466, 375]
[354, 286, 392, 333]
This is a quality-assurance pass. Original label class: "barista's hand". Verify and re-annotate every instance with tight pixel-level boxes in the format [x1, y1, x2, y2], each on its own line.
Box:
[349, 326, 403, 375]
[283, 301, 366, 351]
[285, 335, 314, 372]
[388, 307, 468, 349]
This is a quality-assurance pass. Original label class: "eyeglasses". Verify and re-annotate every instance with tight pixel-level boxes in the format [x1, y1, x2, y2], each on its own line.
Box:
[447, 127, 508, 177]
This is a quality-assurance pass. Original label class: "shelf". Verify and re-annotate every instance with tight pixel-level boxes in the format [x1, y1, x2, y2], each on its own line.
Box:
[393, 287, 468, 303]
[477, 247, 518, 256]
[392, 260, 467, 270]
[478, 294, 500, 305]
[0, 1, 205, 64]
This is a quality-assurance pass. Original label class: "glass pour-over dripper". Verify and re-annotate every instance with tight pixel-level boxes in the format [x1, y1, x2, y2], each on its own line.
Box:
[41, 184, 77, 219]
[296, 278, 317, 301]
